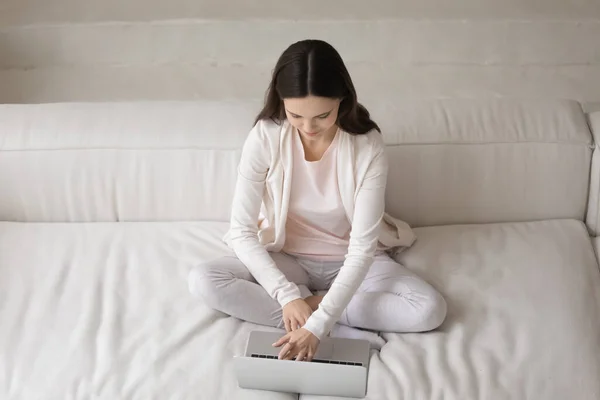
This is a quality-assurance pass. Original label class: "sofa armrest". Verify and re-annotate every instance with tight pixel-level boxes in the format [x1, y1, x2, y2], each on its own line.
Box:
[586, 111, 600, 236]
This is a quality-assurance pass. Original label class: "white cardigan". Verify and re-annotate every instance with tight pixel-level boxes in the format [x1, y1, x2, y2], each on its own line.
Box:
[224, 119, 416, 339]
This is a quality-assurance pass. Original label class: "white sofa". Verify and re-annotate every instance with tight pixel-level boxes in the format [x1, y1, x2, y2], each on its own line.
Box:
[1, 99, 600, 400]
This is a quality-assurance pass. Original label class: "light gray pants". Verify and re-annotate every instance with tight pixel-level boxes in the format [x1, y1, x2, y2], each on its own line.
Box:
[189, 252, 447, 333]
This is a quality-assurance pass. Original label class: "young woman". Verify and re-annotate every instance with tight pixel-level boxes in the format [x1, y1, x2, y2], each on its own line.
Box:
[189, 39, 446, 362]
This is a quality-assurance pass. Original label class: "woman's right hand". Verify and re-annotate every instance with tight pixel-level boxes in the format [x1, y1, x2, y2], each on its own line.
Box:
[282, 298, 314, 332]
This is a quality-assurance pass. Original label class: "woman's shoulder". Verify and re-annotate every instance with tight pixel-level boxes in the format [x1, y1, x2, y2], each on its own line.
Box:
[244, 119, 287, 163]
[252, 118, 286, 140]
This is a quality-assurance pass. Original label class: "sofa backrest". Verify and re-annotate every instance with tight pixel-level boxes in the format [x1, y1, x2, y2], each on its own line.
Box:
[379, 99, 592, 227]
[0, 99, 593, 228]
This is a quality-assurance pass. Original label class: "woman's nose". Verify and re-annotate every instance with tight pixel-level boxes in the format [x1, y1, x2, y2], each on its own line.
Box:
[304, 121, 316, 132]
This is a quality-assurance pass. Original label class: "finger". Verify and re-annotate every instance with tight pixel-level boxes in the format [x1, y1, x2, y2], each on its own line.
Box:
[296, 349, 307, 362]
[278, 342, 293, 360]
[306, 350, 314, 362]
[272, 333, 290, 347]
[283, 345, 297, 360]
[299, 316, 308, 327]
[282, 338, 298, 360]
[295, 318, 303, 330]
[284, 318, 291, 333]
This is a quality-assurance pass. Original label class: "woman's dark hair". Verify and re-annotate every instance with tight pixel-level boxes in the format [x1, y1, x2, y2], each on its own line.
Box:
[254, 39, 380, 134]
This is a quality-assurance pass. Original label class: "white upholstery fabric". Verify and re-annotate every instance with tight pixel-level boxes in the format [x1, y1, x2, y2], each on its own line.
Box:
[586, 111, 600, 235]
[303, 219, 600, 400]
[0, 221, 293, 400]
[378, 99, 592, 226]
[592, 236, 600, 260]
[0, 99, 592, 227]
[0, 101, 255, 223]
[2, 220, 599, 399]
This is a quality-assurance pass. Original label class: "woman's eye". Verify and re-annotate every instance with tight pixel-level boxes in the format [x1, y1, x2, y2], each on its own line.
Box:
[317, 114, 329, 119]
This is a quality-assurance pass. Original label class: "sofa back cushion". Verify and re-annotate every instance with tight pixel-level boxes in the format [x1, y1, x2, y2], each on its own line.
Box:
[0, 99, 592, 227]
[377, 99, 592, 227]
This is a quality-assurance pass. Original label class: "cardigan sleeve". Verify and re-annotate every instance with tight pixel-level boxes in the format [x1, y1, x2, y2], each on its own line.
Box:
[228, 121, 304, 307]
[303, 138, 388, 340]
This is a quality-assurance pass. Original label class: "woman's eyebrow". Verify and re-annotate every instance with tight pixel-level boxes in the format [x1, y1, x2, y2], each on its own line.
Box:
[285, 108, 334, 118]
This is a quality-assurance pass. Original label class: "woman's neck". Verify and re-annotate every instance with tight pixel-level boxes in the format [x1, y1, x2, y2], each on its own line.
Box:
[299, 126, 338, 162]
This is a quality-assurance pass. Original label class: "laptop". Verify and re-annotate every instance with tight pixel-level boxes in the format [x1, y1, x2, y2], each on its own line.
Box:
[233, 330, 371, 398]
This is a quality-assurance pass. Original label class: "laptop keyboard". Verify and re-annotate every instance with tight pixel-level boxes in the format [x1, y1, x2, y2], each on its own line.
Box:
[250, 353, 363, 366]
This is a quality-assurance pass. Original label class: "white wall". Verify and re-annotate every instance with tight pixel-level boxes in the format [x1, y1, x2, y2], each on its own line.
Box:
[1, 0, 599, 110]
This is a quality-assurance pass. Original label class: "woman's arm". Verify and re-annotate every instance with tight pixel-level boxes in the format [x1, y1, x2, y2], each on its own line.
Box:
[228, 122, 303, 307]
[302, 141, 388, 339]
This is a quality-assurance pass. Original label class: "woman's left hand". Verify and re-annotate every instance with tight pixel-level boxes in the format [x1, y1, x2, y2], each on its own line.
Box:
[272, 328, 320, 361]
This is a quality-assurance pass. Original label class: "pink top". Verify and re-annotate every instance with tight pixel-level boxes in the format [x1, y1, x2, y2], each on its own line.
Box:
[282, 130, 351, 261]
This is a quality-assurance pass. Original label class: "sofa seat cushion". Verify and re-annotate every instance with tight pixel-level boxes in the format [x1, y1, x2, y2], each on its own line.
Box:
[0, 221, 295, 400]
[303, 219, 600, 400]
[1, 219, 600, 400]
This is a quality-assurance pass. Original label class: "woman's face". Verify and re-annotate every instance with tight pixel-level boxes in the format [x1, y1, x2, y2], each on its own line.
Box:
[283, 96, 341, 142]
